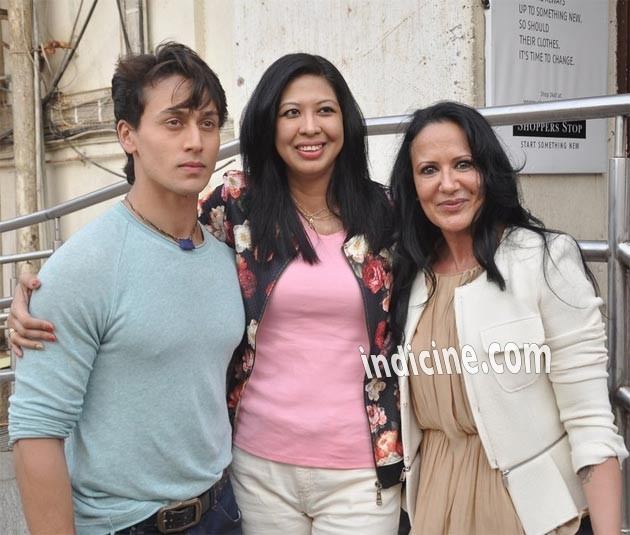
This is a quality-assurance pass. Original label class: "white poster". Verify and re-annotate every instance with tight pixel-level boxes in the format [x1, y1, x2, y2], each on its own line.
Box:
[486, 0, 608, 174]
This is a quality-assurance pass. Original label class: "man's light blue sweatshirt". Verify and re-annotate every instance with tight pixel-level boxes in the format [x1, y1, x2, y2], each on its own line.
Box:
[9, 202, 245, 534]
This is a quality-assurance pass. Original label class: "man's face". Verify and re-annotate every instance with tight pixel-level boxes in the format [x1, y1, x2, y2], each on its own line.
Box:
[118, 75, 221, 198]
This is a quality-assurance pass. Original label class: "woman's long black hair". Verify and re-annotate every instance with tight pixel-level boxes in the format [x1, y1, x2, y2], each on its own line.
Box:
[388, 101, 595, 345]
[240, 53, 393, 263]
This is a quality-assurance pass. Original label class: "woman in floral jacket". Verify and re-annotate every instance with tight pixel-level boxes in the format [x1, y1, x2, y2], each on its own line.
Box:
[199, 53, 403, 534]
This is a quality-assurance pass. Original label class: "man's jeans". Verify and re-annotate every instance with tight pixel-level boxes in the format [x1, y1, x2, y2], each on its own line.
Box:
[187, 479, 242, 535]
[117, 479, 242, 535]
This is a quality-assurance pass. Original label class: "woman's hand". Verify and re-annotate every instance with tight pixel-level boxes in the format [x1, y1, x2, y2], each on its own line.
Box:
[579, 457, 622, 535]
[7, 273, 55, 357]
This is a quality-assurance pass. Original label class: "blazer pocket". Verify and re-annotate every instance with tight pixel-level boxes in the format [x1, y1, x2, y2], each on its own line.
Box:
[480, 315, 546, 392]
[502, 434, 585, 535]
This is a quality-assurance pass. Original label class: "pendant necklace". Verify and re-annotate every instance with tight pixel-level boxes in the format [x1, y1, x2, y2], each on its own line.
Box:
[124, 196, 199, 251]
[292, 197, 334, 230]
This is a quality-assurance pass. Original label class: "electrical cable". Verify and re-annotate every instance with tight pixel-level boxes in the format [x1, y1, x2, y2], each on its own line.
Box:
[39, 0, 84, 91]
[40, 0, 85, 86]
[42, 0, 98, 107]
[48, 127, 116, 142]
[63, 139, 127, 178]
[40, 47, 54, 80]
[0, 2, 92, 143]
[66, 0, 85, 52]
[48, 120, 126, 178]
[44, 0, 84, 84]
[115, 0, 132, 54]
[4, 0, 233, 182]
[45, 120, 238, 181]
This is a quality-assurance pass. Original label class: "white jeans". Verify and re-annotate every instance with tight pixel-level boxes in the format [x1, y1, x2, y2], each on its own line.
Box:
[231, 447, 401, 535]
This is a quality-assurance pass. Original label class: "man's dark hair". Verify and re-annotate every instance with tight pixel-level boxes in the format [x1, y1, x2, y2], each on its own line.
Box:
[111, 42, 227, 184]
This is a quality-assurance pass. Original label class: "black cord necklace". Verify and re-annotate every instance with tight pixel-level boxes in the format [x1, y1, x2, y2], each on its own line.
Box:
[124, 196, 199, 251]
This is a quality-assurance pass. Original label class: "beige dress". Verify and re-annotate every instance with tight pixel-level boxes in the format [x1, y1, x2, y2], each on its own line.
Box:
[409, 268, 581, 535]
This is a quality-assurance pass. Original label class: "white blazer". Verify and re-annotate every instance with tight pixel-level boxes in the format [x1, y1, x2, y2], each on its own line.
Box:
[398, 228, 628, 535]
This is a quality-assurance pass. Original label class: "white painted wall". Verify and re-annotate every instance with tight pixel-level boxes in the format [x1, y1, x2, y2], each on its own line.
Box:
[229, 0, 483, 184]
[0, 0, 620, 297]
[35, 0, 126, 92]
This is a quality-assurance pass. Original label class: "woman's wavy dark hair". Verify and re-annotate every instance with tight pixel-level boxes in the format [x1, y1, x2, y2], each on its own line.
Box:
[240, 53, 393, 263]
[389, 101, 595, 345]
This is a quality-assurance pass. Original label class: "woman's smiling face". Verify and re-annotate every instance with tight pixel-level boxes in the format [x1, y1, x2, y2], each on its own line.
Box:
[411, 120, 484, 242]
[274, 74, 344, 187]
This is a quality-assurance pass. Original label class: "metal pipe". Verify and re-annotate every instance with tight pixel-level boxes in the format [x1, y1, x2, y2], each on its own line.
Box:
[577, 240, 608, 262]
[0, 96, 628, 235]
[122, 0, 147, 54]
[9, 264, 15, 370]
[33, 4, 48, 249]
[365, 114, 410, 136]
[608, 156, 628, 394]
[0, 370, 14, 380]
[616, 116, 626, 158]
[608, 114, 630, 530]
[0, 180, 130, 232]
[0, 0, 6, 308]
[0, 226, 612, 269]
[53, 217, 62, 250]
[619, 242, 630, 267]
[0, 231, 608, 268]
[480, 95, 630, 127]
[616, 386, 630, 412]
[8, 0, 40, 273]
[0, 249, 53, 266]
[364, 94, 630, 136]
[0, 139, 241, 233]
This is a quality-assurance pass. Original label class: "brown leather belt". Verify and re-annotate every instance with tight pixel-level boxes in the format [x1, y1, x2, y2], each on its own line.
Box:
[117, 471, 229, 534]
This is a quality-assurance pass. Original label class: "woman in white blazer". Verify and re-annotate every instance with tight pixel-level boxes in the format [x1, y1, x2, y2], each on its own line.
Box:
[388, 102, 628, 535]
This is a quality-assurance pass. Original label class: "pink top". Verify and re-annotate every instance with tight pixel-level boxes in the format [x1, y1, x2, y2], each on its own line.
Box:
[233, 226, 374, 468]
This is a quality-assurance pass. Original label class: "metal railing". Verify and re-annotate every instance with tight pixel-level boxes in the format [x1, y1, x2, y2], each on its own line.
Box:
[0, 139, 240, 234]
[1, 95, 628, 233]
[1, 94, 630, 525]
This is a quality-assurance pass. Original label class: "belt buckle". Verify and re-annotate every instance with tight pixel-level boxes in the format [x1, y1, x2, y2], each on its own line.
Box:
[156, 497, 202, 534]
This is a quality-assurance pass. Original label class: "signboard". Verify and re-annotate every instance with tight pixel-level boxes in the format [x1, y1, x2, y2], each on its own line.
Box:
[486, 0, 609, 174]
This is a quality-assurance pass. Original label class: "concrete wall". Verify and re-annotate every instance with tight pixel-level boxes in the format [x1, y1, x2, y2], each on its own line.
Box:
[0, 0, 620, 295]
[229, 0, 484, 183]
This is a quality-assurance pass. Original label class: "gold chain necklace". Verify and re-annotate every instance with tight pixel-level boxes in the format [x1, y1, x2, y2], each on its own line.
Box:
[292, 197, 334, 230]
[124, 196, 199, 251]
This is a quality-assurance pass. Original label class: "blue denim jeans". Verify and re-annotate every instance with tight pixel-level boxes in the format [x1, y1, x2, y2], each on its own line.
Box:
[116, 479, 242, 535]
[187, 479, 242, 535]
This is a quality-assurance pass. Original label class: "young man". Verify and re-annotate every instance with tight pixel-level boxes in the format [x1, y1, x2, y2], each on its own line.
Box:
[9, 43, 244, 535]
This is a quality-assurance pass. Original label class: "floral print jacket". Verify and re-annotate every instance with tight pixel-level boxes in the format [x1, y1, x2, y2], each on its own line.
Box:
[199, 170, 404, 488]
